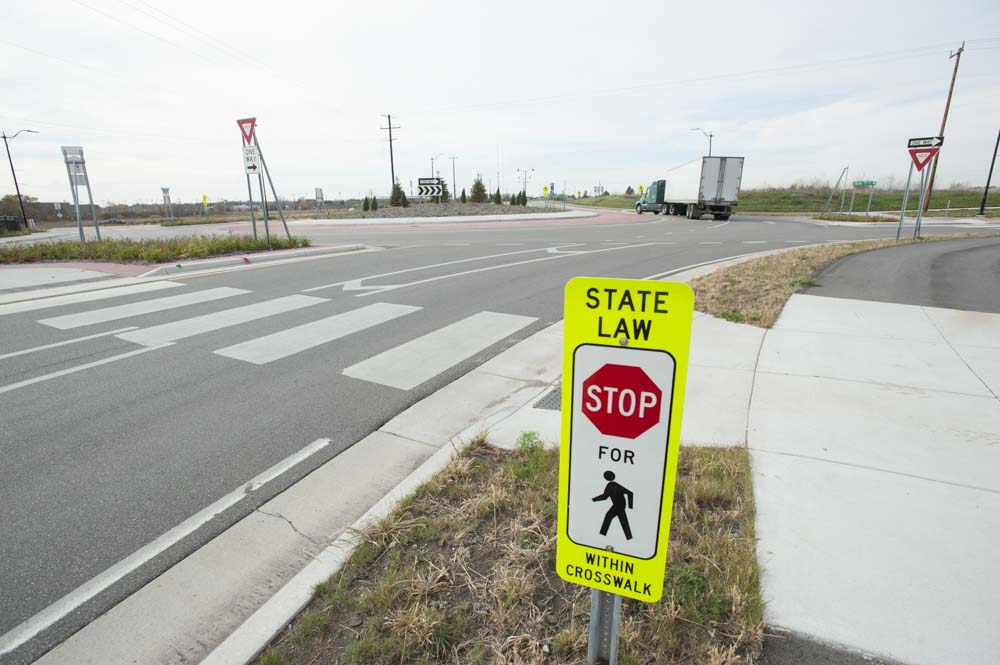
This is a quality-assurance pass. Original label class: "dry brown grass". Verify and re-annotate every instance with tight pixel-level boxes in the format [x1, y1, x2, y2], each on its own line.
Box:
[689, 234, 1000, 328]
[256, 434, 762, 665]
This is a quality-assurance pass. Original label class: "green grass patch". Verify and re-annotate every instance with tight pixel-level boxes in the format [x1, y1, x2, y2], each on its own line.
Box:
[0, 235, 310, 264]
[814, 213, 900, 223]
[691, 233, 1000, 328]
[256, 436, 762, 664]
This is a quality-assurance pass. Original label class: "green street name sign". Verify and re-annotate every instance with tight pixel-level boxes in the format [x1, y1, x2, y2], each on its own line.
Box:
[853, 180, 876, 188]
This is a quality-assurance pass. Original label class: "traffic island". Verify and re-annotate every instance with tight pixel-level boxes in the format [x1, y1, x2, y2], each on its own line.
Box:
[0, 235, 310, 264]
[253, 434, 762, 665]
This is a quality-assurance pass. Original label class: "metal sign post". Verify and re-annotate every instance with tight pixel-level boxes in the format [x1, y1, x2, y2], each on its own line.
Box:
[315, 187, 324, 211]
[61, 146, 101, 242]
[896, 163, 914, 240]
[557, 277, 694, 664]
[253, 135, 291, 240]
[161, 187, 174, 222]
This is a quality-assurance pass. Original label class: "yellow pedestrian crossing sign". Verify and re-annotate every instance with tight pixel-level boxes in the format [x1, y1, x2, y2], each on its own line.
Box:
[543, 186, 549, 196]
[556, 277, 694, 602]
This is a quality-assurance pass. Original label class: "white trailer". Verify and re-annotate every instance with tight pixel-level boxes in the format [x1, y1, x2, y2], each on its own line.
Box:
[635, 156, 745, 220]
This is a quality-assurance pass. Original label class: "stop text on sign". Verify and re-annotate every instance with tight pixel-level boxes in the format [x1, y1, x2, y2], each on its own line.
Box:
[586, 286, 669, 342]
[583, 363, 662, 439]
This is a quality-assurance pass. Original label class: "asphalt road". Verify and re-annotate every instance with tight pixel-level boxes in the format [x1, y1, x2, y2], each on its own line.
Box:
[0, 210, 991, 660]
[807, 236, 1000, 313]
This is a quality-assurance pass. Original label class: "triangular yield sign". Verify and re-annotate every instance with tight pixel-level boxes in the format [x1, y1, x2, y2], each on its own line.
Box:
[909, 146, 939, 171]
[237, 117, 257, 145]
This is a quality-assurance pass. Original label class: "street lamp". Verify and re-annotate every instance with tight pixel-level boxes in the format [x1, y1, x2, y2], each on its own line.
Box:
[691, 128, 713, 156]
[430, 153, 445, 178]
[516, 167, 534, 195]
[2, 129, 39, 228]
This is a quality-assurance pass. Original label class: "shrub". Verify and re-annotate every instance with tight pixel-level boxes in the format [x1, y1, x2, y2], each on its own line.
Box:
[470, 177, 487, 203]
[362, 196, 370, 212]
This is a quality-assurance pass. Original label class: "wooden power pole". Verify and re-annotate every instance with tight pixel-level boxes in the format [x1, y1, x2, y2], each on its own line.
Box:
[924, 42, 964, 211]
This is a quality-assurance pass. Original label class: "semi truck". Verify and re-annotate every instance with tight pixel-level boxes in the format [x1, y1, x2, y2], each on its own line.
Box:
[635, 156, 745, 220]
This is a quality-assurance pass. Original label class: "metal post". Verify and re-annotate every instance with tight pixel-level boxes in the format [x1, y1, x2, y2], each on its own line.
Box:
[450, 156, 457, 201]
[253, 135, 291, 240]
[978, 128, 999, 216]
[896, 162, 914, 241]
[839, 167, 848, 212]
[587, 589, 622, 665]
[79, 163, 101, 241]
[865, 185, 874, 219]
[258, 172, 272, 250]
[245, 173, 258, 240]
[848, 189, 856, 219]
[822, 167, 847, 214]
[913, 165, 929, 241]
[3, 134, 29, 229]
[66, 162, 85, 243]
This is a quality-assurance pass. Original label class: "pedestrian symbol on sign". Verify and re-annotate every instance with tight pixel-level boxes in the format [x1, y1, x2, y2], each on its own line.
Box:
[593, 471, 633, 540]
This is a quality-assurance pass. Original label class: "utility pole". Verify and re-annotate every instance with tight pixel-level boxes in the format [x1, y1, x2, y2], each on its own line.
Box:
[449, 156, 457, 198]
[2, 129, 38, 228]
[978, 127, 999, 217]
[924, 42, 964, 211]
[380, 114, 400, 191]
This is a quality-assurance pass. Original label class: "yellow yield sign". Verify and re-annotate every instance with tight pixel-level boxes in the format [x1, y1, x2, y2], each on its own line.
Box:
[556, 277, 693, 602]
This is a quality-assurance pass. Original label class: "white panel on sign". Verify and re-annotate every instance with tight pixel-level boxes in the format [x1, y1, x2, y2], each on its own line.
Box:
[566, 344, 676, 560]
[243, 146, 261, 175]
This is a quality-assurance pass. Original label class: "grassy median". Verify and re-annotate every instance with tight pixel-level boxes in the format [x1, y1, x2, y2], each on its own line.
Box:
[0, 235, 310, 264]
[257, 434, 762, 665]
[689, 234, 1000, 327]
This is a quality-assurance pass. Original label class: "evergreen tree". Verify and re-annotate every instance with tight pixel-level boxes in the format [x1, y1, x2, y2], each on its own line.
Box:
[460, 188, 467, 204]
[470, 177, 487, 203]
[625, 185, 635, 196]
[390, 183, 407, 207]
[440, 180, 451, 203]
[492, 188, 501, 204]
[362, 196, 370, 212]
[371, 195, 378, 211]
[509, 193, 516, 205]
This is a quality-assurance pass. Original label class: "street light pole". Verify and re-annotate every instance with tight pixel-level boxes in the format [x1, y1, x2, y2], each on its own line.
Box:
[2, 129, 38, 228]
[692, 128, 714, 156]
[978, 127, 999, 217]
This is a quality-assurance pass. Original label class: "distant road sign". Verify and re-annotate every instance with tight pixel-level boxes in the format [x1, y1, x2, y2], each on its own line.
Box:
[543, 186, 549, 196]
[202, 195, 208, 208]
[243, 145, 261, 174]
[418, 177, 442, 196]
[853, 180, 876, 188]
[908, 136, 943, 149]
[237, 117, 257, 145]
[909, 147, 940, 172]
[557, 276, 693, 602]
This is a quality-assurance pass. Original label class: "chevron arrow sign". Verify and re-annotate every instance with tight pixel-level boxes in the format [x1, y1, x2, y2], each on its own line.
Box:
[418, 178, 443, 196]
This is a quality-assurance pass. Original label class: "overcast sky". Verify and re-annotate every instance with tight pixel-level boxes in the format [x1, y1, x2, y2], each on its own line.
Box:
[3, 0, 999, 204]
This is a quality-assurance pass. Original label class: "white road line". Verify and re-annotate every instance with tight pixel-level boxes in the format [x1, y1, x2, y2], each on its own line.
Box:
[698, 241, 723, 245]
[343, 311, 537, 390]
[0, 438, 331, 655]
[642, 251, 765, 280]
[214, 303, 422, 365]
[496, 243, 524, 246]
[785, 240, 809, 243]
[765, 221, 777, 225]
[302, 246, 562, 293]
[37, 287, 249, 330]
[0, 281, 182, 317]
[354, 243, 663, 297]
[117, 295, 327, 347]
[0, 327, 138, 361]
[0, 344, 170, 396]
[602, 241, 627, 244]
[742, 241, 768, 244]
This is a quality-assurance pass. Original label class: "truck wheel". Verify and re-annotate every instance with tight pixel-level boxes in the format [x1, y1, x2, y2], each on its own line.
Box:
[635, 205, 642, 214]
[660, 204, 669, 215]
[685, 205, 696, 220]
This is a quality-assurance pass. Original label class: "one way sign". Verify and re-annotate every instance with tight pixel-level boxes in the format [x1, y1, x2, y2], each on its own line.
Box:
[243, 145, 261, 174]
[418, 177, 442, 196]
[908, 136, 944, 149]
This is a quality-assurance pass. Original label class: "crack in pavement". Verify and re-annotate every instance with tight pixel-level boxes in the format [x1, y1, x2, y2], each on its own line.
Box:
[255, 508, 322, 546]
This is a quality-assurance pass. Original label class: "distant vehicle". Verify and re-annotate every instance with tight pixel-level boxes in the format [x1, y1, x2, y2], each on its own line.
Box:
[635, 156, 745, 220]
[104, 217, 125, 224]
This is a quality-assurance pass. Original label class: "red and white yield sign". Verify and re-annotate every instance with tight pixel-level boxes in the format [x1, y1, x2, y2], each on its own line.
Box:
[907, 136, 943, 172]
[237, 117, 257, 145]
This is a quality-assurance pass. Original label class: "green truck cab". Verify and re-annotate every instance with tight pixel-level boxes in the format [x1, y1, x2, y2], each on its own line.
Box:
[635, 180, 666, 214]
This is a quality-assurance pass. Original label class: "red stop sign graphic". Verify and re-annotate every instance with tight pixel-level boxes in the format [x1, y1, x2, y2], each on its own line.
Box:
[582, 363, 662, 439]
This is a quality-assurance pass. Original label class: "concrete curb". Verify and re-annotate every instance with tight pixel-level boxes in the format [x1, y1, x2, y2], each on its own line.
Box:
[285, 210, 598, 225]
[138, 244, 365, 277]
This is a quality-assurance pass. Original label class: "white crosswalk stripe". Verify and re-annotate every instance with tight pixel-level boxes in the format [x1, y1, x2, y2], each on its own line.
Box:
[343, 311, 537, 390]
[214, 302, 422, 365]
[117, 295, 326, 346]
[38, 287, 249, 330]
[0, 282, 182, 317]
